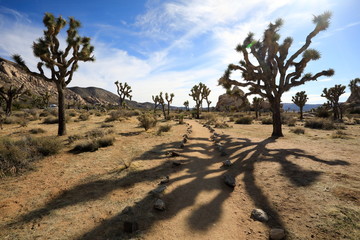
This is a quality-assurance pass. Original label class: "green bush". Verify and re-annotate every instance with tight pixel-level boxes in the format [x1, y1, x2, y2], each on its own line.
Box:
[305, 118, 335, 130]
[291, 127, 305, 134]
[235, 117, 253, 124]
[261, 118, 273, 125]
[137, 113, 157, 131]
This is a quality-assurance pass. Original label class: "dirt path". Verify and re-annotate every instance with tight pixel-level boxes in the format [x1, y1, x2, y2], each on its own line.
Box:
[141, 120, 253, 239]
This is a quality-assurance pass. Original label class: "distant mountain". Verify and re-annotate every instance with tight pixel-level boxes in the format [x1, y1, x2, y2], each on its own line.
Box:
[282, 103, 322, 112]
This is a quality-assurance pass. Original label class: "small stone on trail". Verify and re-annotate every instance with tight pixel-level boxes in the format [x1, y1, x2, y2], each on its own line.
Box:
[160, 176, 170, 184]
[154, 199, 166, 211]
[170, 151, 180, 157]
[172, 161, 182, 166]
[270, 228, 285, 240]
[222, 159, 232, 167]
[224, 174, 236, 188]
[151, 185, 167, 194]
[123, 221, 138, 233]
[251, 209, 269, 222]
[182, 138, 187, 143]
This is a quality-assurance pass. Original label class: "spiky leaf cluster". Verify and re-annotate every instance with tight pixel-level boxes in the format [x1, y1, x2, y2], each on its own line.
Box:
[321, 85, 346, 106]
[115, 81, 132, 108]
[292, 91, 308, 108]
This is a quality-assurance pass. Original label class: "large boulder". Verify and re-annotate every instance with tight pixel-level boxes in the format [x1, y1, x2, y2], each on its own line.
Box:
[215, 86, 248, 111]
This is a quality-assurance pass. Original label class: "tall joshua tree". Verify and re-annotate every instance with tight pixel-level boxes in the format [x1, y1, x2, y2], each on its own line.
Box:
[0, 84, 26, 116]
[252, 97, 264, 119]
[13, 13, 95, 136]
[157, 92, 167, 119]
[218, 12, 334, 137]
[292, 91, 308, 120]
[203, 86, 211, 112]
[152, 95, 160, 113]
[189, 82, 207, 119]
[115, 81, 132, 108]
[183, 100, 189, 111]
[321, 84, 346, 120]
[165, 92, 174, 118]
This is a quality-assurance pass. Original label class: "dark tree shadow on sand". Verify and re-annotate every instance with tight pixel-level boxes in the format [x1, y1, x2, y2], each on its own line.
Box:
[6, 124, 349, 239]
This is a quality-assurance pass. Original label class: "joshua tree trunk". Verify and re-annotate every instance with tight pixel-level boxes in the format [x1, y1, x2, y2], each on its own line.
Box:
[299, 106, 304, 120]
[255, 110, 259, 119]
[271, 99, 283, 137]
[162, 105, 166, 119]
[167, 103, 170, 117]
[196, 105, 200, 119]
[57, 84, 66, 136]
[5, 98, 12, 117]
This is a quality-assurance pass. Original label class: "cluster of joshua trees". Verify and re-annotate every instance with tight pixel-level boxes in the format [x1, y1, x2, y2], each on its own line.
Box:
[0, 11, 357, 138]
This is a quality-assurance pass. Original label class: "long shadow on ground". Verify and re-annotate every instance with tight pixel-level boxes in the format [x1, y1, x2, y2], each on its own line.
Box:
[6, 123, 350, 239]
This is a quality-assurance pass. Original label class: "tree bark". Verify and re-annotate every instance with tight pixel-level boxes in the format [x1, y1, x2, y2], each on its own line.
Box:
[300, 106, 303, 120]
[196, 105, 200, 119]
[57, 85, 67, 136]
[271, 98, 283, 137]
[255, 110, 259, 119]
[5, 98, 12, 117]
[161, 104, 166, 119]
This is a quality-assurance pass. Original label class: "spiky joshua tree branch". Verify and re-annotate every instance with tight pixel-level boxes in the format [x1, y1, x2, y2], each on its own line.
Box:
[114, 81, 132, 109]
[218, 12, 334, 137]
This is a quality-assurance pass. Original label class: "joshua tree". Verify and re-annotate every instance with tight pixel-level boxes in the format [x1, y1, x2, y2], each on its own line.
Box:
[152, 95, 160, 113]
[252, 97, 264, 119]
[13, 13, 94, 136]
[0, 84, 26, 116]
[189, 82, 207, 119]
[156, 92, 167, 119]
[183, 100, 189, 111]
[218, 12, 334, 137]
[321, 84, 346, 120]
[203, 86, 211, 112]
[115, 81, 132, 109]
[292, 91, 308, 120]
[165, 92, 174, 118]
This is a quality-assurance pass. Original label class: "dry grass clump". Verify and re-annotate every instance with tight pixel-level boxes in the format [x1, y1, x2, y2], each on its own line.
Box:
[67, 109, 77, 117]
[43, 116, 58, 124]
[100, 123, 114, 128]
[305, 118, 336, 130]
[72, 136, 115, 153]
[202, 112, 218, 125]
[261, 117, 273, 125]
[105, 110, 122, 122]
[290, 127, 305, 134]
[3, 116, 21, 124]
[0, 136, 62, 177]
[77, 112, 90, 121]
[235, 116, 253, 124]
[214, 121, 230, 128]
[332, 130, 350, 139]
[137, 113, 157, 131]
[157, 124, 172, 135]
[29, 128, 46, 134]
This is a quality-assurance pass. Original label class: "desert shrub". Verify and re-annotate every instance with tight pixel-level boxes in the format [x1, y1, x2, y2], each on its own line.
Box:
[39, 110, 50, 117]
[101, 123, 114, 128]
[316, 108, 331, 118]
[215, 121, 230, 128]
[29, 128, 46, 134]
[23, 109, 39, 121]
[305, 118, 335, 130]
[137, 113, 157, 131]
[3, 116, 21, 124]
[105, 110, 122, 122]
[332, 130, 349, 139]
[157, 124, 172, 135]
[67, 110, 77, 117]
[287, 118, 297, 127]
[235, 117, 253, 124]
[178, 114, 184, 124]
[202, 112, 218, 125]
[72, 135, 115, 153]
[97, 135, 115, 147]
[85, 129, 106, 139]
[72, 140, 99, 153]
[354, 118, 360, 124]
[291, 127, 305, 134]
[228, 117, 235, 122]
[43, 116, 58, 124]
[261, 117, 273, 125]
[67, 134, 82, 144]
[78, 112, 90, 121]
[0, 136, 62, 177]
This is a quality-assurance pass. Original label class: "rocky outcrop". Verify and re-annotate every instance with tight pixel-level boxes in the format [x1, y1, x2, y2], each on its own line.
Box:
[346, 83, 360, 104]
[215, 86, 248, 111]
[0, 57, 86, 106]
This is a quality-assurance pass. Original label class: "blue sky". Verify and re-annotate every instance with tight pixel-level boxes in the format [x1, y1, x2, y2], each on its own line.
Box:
[0, 0, 359, 106]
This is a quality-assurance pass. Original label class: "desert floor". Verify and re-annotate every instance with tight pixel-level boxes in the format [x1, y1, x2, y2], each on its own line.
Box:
[0, 115, 359, 240]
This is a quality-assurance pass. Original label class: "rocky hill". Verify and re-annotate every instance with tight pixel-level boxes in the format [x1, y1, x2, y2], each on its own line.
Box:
[0, 57, 153, 109]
